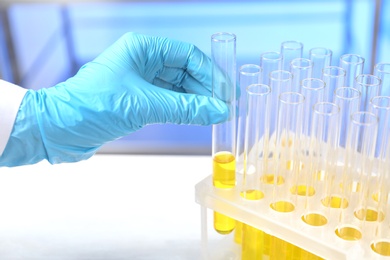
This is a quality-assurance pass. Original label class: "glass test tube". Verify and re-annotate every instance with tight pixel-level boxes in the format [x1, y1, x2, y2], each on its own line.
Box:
[354, 74, 382, 112]
[281, 40, 303, 71]
[290, 58, 313, 92]
[241, 83, 271, 198]
[233, 65, 261, 245]
[271, 92, 305, 213]
[333, 87, 361, 149]
[339, 54, 365, 88]
[322, 66, 346, 102]
[309, 47, 333, 79]
[211, 32, 237, 235]
[370, 139, 390, 257]
[260, 51, 282, 85]
[327, 88, 361, 212]
[374, 62, 390, 97]
[301, 78, 326, 140]
[337, 112, 378, 241]
[236, 65, 262, 175]
[302, 102, 340, 227]
[369, 96, 390, 161]
[269, 92, 305, 260]
[240, 84, 271, 260]
[268, 70, 293, 166]
[297, 79, 327, 203]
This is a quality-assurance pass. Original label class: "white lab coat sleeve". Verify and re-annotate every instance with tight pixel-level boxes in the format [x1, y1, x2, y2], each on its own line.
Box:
[0, 80, 28, 156]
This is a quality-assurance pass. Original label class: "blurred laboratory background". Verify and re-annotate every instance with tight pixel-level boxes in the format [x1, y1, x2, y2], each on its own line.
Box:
[0, 1, 390, 259]
[0, 0, 389, 155]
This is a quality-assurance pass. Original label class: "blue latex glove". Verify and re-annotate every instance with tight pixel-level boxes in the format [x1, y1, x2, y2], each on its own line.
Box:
[0, 32, 229, 166]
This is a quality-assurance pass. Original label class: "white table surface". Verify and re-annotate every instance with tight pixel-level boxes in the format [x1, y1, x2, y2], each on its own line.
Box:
[0, 154, 212, 260]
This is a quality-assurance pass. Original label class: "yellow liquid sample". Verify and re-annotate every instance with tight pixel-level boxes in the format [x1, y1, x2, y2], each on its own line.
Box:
[260, 174, 285, 185]
[270, 201, 295, 213]
[287, 160, 304, 170]
[270, 236, 290, 259]
[371, 241, 390, 256]
[335, 226, 362, 241]
[240, 190, 265, 200]
[241, 223, 265, 260]
[213, 211, 235, 234]
[212, 152, 236, 234]
[372, 191, 380, 202]
[339, 181, 362, 192]
[290, 185, 315, 196]
[302, 213, 327, 226]
[321, 196, 349, 209]
[270, 236, 323, 260]
[354, 208, 384, 222]
[234, 220, 243, 244]
[213, 152, 236, 188]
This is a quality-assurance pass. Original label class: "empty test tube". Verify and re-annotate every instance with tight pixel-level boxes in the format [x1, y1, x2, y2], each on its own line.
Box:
[211, 32, 237, 235]
[281, 40, 303, 71]
[309, 47, 333, 79]
[339, 54, 365, 88]
[236, 65, 262, 175]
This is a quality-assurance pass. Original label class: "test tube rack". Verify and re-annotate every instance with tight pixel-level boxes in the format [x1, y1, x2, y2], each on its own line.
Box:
[195, 171, 388, 260]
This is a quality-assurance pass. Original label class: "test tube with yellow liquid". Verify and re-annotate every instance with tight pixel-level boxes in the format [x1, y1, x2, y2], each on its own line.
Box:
[370, 137, 390, 257]
[240, 84, 271, 260]
[211, 32, 237, 235]
[270, 92, 305, 259]
[234, 65, 262, 245]
[337, 112, 378, 241]
[302, 102, 340, 230]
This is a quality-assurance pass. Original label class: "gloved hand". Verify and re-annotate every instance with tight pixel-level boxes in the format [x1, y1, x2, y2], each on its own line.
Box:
[0, 32, 229, 166]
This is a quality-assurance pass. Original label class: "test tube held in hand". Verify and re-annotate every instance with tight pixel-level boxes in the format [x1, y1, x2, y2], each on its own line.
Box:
[211, 32, 237, 235]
